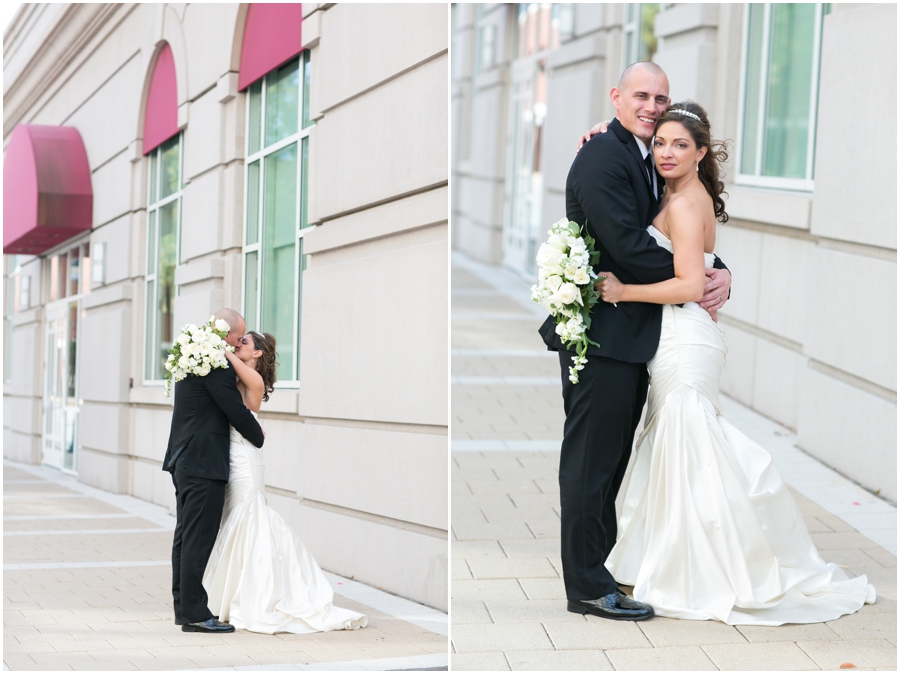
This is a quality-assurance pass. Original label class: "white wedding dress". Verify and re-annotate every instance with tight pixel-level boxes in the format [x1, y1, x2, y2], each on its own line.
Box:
[203, 412, 367, 634]
[605, 226, 876, 626]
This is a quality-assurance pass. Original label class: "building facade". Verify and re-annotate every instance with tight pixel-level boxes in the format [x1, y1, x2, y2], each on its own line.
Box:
[451, 3, 897, 502]
[4, 3, 449, 610]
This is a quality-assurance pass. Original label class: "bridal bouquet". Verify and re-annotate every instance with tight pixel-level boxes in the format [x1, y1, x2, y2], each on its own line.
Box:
[164, 316, 234, 397]
[531, 218, 603, 384]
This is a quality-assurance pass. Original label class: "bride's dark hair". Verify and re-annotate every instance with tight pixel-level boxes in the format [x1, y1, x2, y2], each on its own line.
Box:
[655, 100, 729, 223]
[248, 331, 277, 402]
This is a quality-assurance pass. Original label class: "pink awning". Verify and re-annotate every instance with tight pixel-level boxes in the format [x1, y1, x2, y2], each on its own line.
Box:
[143, 43, 179, 155]
[3, 124, 93, 255]
[238, 4, 303, 91]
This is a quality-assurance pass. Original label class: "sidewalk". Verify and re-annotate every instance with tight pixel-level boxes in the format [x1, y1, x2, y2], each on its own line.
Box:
[3, 460, 448, 671]
[450, 251, 897, 671]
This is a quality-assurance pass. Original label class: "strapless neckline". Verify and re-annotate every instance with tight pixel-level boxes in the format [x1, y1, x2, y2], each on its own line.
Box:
[647, 225, 716, 268]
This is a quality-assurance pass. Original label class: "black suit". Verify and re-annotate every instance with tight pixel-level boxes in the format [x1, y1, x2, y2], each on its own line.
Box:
[162, 365, 264, 623]
[539, 118, 728, 600]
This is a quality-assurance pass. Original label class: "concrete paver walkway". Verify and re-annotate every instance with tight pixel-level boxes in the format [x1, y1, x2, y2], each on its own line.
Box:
[450, 251, 897, 671]
[3, 461, 448, 671]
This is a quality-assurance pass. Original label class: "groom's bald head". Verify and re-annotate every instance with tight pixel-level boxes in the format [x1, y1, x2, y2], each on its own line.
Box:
[213, 308, 246, 348]
[618, 61, 668, 92]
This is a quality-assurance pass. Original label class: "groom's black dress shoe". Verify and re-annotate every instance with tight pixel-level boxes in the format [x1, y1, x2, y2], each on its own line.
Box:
[175, 615, 218, 626]
[568, 590, 654, 621]
[182, 618, 235, 633]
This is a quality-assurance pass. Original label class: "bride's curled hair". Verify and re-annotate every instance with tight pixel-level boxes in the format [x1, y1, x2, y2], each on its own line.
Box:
[248, 331, 277, 402]
[655, 100, 729, 223]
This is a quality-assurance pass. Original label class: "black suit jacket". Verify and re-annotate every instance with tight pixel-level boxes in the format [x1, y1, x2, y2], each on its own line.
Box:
[539, 117, 727, 364]
[162, 365, 264, 481]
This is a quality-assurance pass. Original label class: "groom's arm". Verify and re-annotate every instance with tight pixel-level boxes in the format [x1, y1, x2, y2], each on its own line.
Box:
[570, 142, 675, 284]
[202, 367, 265, 448]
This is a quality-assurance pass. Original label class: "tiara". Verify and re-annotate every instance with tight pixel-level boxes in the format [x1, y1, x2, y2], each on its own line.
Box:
[668, 108, 703, 123]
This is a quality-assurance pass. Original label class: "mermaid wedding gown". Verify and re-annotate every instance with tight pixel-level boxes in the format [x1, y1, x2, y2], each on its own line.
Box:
[203, 412, 367, 634]
[604, 225, 876, 626]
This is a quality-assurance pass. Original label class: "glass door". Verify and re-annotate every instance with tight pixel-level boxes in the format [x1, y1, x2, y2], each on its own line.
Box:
[43, 304, 65, 469]
[42, 301, 80, 472]
[42, 241, 87, 473]
[502, 68, 543, 279]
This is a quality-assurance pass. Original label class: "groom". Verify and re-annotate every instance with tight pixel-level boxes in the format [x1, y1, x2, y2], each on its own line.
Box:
[539, 62, 732, 620]
[162, 307, 265, 633]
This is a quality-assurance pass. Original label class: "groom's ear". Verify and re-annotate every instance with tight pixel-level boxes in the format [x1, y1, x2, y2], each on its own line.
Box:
[610, 87, 621, 108]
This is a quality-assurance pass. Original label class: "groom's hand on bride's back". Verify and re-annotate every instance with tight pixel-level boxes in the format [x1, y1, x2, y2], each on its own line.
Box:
[700, 268, 732, 322]
[576, 120, 611, 152]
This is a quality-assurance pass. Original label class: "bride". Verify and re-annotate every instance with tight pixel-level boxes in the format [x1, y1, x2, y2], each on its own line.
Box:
[592, 101, 875, 625]
[202, 331, 367, 633]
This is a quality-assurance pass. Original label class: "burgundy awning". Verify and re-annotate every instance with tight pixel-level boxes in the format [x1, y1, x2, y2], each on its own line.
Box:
[238, 4, 303, 91]
[143, 43, 179, 155]
[3, 124, 93, 255]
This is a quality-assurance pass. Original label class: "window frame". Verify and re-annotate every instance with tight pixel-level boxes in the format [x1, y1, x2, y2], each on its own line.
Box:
[622, 3, 660, 66]
[241, 51, 314, 388]
[735, 2, 826, 192]
[143, 132, 184, 386]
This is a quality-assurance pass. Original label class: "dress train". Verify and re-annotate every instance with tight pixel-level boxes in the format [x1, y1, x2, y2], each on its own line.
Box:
[203, 414, 367, 634]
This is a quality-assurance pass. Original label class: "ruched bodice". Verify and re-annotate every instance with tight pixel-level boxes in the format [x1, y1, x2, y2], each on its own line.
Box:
[203, 412, 367, 634]
[225, 418, 266, 517]
[644, 225, 727, 417]
[604, 230, 875, 625]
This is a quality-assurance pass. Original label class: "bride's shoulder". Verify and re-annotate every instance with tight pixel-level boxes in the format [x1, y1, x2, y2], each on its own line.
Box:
[663, 192, 712, 241]
[665, 191, 709, 221]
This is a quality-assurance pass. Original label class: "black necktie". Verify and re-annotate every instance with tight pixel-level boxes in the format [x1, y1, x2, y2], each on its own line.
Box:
[643, 153, 655, 198]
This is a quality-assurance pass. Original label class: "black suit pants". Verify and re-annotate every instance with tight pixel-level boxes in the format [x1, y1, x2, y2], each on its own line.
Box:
[171, 467, 226, 623]
[557, 351, 649, 600]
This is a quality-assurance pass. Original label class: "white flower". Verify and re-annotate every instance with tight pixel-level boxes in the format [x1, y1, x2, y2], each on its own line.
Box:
[572, 268, 591, 285]
[547, 234, 569, 252]
[536, 244, 564, 271]
[545, 275, 563, 293]
[566, 317, 584, 337]
[177, 334, 191, 346]
[554, 283, 581, 306]
[214, 319, 230, 333]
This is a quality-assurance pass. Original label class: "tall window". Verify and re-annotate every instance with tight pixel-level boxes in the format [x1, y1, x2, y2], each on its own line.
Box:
[737, 3, 829, 189]
[552, 4, 576, 44]
[474, 5, 495, 74]
[243, 52, 312, 384]
[45, 242, 91, 304]
[516, 4, 564, 57]
[144, 134, 183, 382]
[623, 4, 660, 64]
